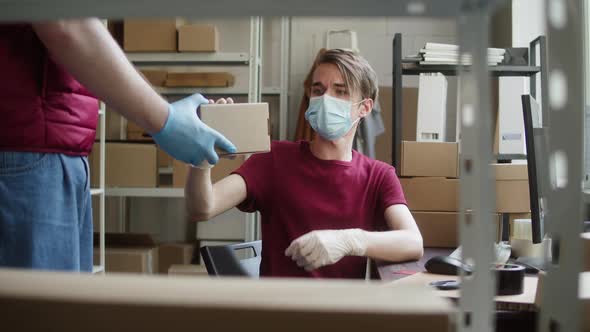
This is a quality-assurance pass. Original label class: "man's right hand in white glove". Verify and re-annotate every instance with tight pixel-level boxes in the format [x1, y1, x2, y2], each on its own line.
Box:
[153, 93, 236, 166]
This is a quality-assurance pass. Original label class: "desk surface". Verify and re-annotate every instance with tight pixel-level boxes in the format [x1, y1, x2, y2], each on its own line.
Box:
[387, 272, 538, 306]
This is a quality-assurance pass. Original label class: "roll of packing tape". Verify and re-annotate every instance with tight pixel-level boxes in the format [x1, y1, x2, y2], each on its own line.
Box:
[494, 264, 525, 296]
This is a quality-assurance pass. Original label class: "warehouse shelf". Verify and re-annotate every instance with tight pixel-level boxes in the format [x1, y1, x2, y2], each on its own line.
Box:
[127, 52, 249, 65]
[155, 86, 281, 95]
[90, 188, 105, 196]
[106, 187, 184, 198]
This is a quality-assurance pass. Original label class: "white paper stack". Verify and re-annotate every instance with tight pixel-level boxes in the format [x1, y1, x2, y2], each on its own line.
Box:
[418, 42, 506, 66]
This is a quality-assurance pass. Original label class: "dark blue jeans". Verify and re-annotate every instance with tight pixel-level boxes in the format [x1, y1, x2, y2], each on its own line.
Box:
[0, 152, 92, 272]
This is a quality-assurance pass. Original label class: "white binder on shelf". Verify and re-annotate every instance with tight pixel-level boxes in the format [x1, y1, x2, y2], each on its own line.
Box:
[416, 73, 448, 142]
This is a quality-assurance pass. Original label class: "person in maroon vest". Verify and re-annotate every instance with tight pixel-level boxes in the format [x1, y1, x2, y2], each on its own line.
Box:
[186, 49, 423, 279]
[0, 19, 235, 272]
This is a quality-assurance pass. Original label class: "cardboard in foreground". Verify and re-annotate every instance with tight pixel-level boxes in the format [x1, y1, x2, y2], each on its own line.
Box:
[0, 269, 455, 332]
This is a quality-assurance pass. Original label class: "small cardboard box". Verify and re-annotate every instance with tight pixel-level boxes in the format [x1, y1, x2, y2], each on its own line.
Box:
[140, 69, 168, 87]
[158, 243, 196, 274]
[178, 24, 218, 52]
[400, 141, 459, 178]
[89, 142, 157, 187]
[123, 19, 177, 52]
[495, 180, 530, 213]
[173, 155, 245, 188]
[93, 233, 158, 274]
[412, 211, 501, 248]
[165, 72, 234, 87]
[492, 163, 528, 180]
[200, 102, 271, 155]
[400, 177, 460, 212]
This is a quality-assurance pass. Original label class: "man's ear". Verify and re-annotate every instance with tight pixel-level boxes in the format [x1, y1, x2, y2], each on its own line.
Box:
[360, 99, 374, 118]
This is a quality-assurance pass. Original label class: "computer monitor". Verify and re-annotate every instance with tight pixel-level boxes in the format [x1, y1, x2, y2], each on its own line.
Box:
[521, 94, 547, 244]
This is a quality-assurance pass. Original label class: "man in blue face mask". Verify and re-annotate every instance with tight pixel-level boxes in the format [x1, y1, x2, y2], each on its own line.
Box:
[185, 49, 423, 279]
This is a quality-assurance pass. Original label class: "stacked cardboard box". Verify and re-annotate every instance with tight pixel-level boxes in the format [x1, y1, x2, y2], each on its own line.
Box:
[399, 141, 529, 248]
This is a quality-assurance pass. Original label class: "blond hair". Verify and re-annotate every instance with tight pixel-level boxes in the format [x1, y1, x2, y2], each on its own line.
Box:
[314, 49, 378, 101]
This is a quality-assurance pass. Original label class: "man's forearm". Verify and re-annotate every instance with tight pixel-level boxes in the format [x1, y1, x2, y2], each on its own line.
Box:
[185, 168, 215, 221]
[363, 230, 424, 262]
[32, 19, 169, 134]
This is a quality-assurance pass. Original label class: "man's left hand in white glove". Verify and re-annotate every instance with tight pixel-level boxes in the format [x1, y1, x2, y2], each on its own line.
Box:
[284, 229, 368, 271]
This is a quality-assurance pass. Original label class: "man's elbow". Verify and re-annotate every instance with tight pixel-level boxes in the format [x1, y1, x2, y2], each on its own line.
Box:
[411, 234, 424, 260]
[186, 206, 213, 222]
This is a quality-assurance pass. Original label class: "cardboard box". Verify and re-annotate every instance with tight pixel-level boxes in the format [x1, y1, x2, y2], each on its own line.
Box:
[90, 143, 157, 187]
[165, 72, 234, 87]
[157, 148, 173, 168]
[93, 233, 158, 274]
[583, 233, 590, 271]
[400, 141, 459, 178]
[178, 24, 218, 52]
[492, 163, 528, 180]
[168, 264, 209, 276]
[158, 243, 196, 274]
[0, 269, 455, 332]
[173, 156, 245, 188]
[200, 103, 271, 155]
[495, 180, 530, 213]
[123, 19, 177, 52]
[140, 69, 168, 87]
[400, 177, 460, 212]
[412, 211, 501, 248]
[126, 121, 153, 141]
[375, 87, 419, 164]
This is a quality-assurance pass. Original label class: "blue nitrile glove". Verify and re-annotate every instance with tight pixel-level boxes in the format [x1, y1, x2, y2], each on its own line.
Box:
[152, 93, 236, 166]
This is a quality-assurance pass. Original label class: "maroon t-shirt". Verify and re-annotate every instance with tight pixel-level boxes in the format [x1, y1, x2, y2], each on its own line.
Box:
[233, 140, 407, 279]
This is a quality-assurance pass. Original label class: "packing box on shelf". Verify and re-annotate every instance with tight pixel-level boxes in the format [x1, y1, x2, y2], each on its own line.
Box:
[177, 24, 218, 52]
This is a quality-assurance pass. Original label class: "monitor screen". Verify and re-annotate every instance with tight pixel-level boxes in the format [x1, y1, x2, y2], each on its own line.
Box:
[521, 94, 547, 244]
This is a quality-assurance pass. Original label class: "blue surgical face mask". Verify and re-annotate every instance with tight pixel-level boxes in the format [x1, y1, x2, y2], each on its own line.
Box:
[305, 94, 365, 141]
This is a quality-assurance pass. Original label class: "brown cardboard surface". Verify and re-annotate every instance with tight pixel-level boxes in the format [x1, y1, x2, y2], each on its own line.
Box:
[158, 243, 195, 274]
[375, 87, 419, 165]
[492, 163, 528, 180]
[0, 269, 455, 332]
[93, 233, 158, 274]
[126, 121, 153, 141]
[200, 103, 270, 155]
[157, 148, 173, 168]
[495, 180, 530, 213]
[178, 24, 218, 52]
[583, 233, 590, 271]
[400, 177, 460, 212]
[140, 69, 168, 87]
[168, 264, 209, 276]
[124, 19, 177, 52]
[90, 143, 157, 187]
[173, 156, 245, 188]
[401, 177, 530, 213]
[412, 212, 500, 248]
[165, 72, 234, 87]
[401, 141, 459, 178]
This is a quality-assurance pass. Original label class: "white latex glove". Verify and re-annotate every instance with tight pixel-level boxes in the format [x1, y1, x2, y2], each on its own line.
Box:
[284, 229, 368, 271]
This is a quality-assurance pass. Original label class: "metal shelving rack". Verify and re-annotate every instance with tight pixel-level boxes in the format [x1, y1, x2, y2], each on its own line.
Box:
[391, 33, 548, 168]
[90, 101, 106, 274]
